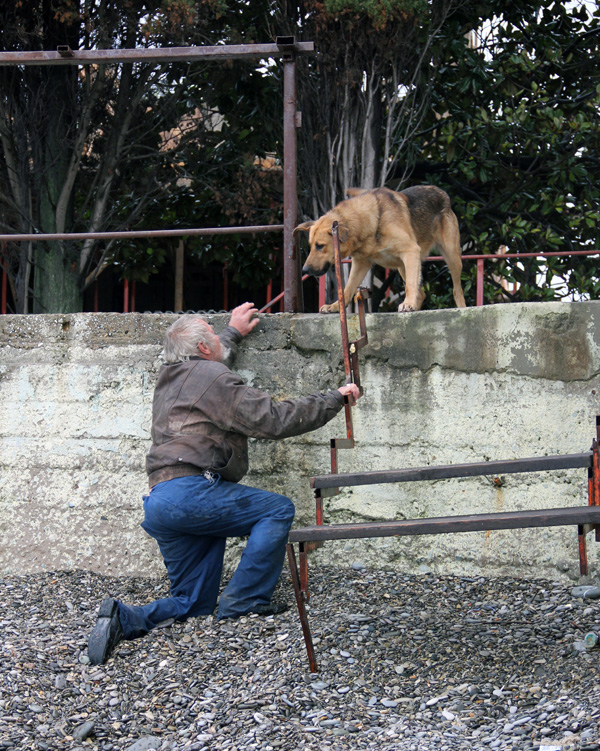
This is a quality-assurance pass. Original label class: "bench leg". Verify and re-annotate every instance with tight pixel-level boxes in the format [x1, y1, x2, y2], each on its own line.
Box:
[578, 524, 589, 576]
[592, 439, 600, 543]
[582, 438, 600, 574]
[299, 541, 310, 601]
[286, 543, 318, 673]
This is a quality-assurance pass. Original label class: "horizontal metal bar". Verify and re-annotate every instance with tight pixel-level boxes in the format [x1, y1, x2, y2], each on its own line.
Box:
[2, 229, 594, 252]
[311, 452, 593, 490]
[0, 43, 315, 66]
[288, 506, 600, 542]
[0, 225, 284, 243]
[426, 249, 600, 263]
[322, 250, 600, 269]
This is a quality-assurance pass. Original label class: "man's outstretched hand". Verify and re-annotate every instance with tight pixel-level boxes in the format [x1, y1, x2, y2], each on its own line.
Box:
[338, 383, 362, 401]
[229, 302, 259, 337]
[229, 307, 362, 402]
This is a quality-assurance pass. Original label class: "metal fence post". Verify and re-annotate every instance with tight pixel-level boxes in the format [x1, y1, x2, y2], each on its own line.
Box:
[476, 258, 485, 306]
[1, 242, 6, 314]
[281, 39, 303, 313]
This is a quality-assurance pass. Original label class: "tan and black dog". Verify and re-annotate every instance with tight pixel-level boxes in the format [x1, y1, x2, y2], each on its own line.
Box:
[294, 186, 466, 313]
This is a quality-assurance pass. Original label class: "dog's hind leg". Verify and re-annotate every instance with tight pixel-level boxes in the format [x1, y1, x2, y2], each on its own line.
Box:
[437, 211, 466, 308]
[447, 255, 466, 308]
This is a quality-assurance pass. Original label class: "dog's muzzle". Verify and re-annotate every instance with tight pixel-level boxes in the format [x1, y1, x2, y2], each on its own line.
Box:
[302, 262, 331, 277]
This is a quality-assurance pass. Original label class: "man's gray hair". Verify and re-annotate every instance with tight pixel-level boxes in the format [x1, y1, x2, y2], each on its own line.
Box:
[163, 315, 214, 363]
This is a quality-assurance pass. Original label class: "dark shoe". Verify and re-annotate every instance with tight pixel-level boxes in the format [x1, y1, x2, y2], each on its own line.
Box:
[218, 600, 289, 620]
[250, 601, 289, 616]
[88, 598, 123, 665]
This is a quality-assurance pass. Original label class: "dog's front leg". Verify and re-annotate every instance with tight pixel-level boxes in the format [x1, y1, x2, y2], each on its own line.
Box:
[319, 257, 371, 313]
[397, 248, 424, 312]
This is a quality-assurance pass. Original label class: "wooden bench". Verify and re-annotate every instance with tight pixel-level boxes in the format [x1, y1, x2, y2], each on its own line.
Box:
[286, 442, 600, 672]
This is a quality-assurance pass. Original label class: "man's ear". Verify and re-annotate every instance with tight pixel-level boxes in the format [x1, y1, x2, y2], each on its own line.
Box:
[197, 342, 211, 359]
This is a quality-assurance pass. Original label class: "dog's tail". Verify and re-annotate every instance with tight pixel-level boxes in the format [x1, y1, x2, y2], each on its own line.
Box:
[345, 187, 366, 199]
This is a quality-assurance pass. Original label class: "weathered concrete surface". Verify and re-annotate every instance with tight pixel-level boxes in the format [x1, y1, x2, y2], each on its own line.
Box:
[1, 302, 599, 581]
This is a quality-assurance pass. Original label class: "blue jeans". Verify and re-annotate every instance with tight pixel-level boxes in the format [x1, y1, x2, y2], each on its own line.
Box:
[116, 474, 295, 639]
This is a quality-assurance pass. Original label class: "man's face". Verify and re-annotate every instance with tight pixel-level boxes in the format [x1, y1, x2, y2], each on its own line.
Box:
[197, 321, 223, 362]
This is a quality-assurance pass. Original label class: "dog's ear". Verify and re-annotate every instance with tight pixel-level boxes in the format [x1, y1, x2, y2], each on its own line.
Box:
[337, 223, 349, 243]
[327, 223, 349, 242]
[293, 221, 314, 237]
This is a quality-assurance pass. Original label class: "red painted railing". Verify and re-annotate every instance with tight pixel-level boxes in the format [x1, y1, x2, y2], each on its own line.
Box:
[459, 249, 600, 307]
[2, 247, 599, 315]
[259, 249, 600, 313]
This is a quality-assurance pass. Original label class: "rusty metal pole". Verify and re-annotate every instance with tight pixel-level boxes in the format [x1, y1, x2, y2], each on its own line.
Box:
[332, 222, 352, 385]
[0, 225, 284, 243]
[1, 241, 6, 314]
[0, 43, 316, 66]
[286, 543, 318, 672]
[282, 44, 303, 312]
[476, 258, 485, 306]
[174, 239, 184, 311]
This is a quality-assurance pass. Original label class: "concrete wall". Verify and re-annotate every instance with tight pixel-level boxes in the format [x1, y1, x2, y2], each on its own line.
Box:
[1, 302, 599, 582]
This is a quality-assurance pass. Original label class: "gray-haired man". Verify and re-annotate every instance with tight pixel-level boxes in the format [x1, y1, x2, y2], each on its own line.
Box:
[88, 302, 361, 664]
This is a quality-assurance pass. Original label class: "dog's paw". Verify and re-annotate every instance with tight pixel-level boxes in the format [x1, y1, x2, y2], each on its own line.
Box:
[319, 303, 339, 314]
[397, 302, 416, 313]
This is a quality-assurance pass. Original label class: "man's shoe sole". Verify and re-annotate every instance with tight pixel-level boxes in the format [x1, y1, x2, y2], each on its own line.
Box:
[88, 598, 123, 665]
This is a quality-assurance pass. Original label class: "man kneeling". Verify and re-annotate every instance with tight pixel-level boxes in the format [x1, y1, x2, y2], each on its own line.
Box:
[88, 302, 361, 665]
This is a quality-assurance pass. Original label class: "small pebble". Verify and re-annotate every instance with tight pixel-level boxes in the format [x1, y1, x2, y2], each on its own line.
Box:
[571, 585, 600, 599]
[72, 721, 95, 741]
[124, 739, 161, 751]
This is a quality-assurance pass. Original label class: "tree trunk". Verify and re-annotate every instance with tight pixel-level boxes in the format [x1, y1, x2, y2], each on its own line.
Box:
[33, 240, 82, 313]
[33, 5, 81, 314]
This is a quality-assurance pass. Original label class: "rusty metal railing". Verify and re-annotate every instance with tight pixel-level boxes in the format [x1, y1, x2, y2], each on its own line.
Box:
[307, 249, 600, 311]
[464, 249, 600, 306]
[0, 38, 313, 314]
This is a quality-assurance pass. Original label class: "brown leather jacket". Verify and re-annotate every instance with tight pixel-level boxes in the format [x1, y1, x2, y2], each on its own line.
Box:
[146, 325, 345, 487]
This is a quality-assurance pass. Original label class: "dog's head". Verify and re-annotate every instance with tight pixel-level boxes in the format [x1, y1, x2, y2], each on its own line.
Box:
[294, 216, 349, 277]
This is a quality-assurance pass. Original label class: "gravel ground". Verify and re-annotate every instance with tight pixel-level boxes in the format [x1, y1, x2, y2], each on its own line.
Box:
[1, 566, 600, 751]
